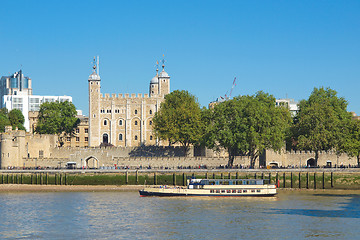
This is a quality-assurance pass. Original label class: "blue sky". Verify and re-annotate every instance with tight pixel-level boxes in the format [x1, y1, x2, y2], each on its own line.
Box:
[1, 0, 359, 115]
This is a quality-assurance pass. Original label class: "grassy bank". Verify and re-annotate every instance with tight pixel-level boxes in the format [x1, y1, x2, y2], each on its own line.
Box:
[0, 171, 359, 189]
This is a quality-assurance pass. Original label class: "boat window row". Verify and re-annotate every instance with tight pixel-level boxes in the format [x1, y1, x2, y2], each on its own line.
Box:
[209, 189, 261, 193]
[203, 179, 268, 186]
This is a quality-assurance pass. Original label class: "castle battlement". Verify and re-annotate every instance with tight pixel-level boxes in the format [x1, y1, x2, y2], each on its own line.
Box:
[100, 92, 154, 101]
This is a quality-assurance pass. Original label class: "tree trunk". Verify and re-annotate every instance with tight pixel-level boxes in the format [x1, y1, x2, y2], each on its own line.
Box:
[227, 148, 235, 167]
[357, 154, 360, 168]
[250, 150, 258, 168]
[315, 150, 319, 167]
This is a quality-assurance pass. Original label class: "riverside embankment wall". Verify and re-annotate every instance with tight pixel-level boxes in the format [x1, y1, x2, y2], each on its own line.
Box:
[20, 148, 357, 170]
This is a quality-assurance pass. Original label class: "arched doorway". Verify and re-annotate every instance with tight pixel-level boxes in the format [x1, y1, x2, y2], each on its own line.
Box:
[103, 133, 109, 144]
[307, 158, 316, 167]
[84, 156, 99, 169]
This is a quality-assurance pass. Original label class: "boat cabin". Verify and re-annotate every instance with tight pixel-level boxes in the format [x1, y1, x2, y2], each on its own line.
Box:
[187, 178, 270, 189]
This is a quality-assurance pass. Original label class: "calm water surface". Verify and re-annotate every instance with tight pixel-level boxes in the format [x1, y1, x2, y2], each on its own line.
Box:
[0, 190, 359, 239]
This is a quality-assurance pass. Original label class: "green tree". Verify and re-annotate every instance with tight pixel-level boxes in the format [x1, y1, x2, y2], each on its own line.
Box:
[153, 90, 204, 155]
[343, 119, 360, 167]
[206, 91, 291, 167]
[0, 113, 10, 132]
[8, 109, 26, 130]
[293, 87, 352, 165]
[35, 101, 79, 147]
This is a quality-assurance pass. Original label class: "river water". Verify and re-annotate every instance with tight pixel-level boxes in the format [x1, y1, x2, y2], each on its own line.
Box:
[0, 190, 359, 239]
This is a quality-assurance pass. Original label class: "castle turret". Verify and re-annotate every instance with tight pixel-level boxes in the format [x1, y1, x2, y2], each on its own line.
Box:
[149, 67, 159, 97]
[88, 61, 101, 147]
[158, 61, 170, 96]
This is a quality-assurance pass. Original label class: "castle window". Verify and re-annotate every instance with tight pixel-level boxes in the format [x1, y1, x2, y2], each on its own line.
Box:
[76, 128, 79, 134]
[149, 120, 152, 125]
[107, 109, 111, 113]
[152, 91, 154, 94]
[104, 120, 107, 126]
[39, 150, 44, 158]
[150, 136, 153, 140]
[149, 110, 152, 114]
[85, 128, 88, 133]
[85, 137, 88, 142]
[93, 114, 96, 118]
[119, 134, 123, 141]
[119, 120, 123, 125]
[76, 137, 80, 142]
[135, 135, 138, 140]
[135, 110, 138, 114]
[67, 137, 71, 142]
[135, 120, 138, 126]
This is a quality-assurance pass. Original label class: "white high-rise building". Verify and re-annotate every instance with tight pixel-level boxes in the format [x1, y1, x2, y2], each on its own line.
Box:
[0, 70, 72, 131]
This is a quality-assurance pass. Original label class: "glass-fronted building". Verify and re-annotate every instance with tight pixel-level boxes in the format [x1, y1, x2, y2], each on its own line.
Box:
[1, 70, 73, 131]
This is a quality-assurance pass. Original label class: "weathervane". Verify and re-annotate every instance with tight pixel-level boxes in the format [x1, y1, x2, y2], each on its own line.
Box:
[155, 60, 159, 75]
[92, 56, 97, 71]
[162, 54, 165, 70]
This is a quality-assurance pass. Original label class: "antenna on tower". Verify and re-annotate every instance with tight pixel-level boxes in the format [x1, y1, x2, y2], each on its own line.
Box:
[97, 56, 100, 75]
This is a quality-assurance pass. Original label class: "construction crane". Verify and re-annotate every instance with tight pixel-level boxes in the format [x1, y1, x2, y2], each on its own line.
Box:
[215, 77, 237, 103]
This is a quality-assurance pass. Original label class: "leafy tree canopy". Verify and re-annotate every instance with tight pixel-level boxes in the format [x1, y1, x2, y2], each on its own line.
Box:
[153, 90, 204, 155]
[0, 113, 10, 132]
[206, 91, 291, 167]
[8, 109, 26, 130]
[0, 108, 25, 131]
[292, 87, 352, 164]
[35, 101, 79, 146]
[343, 119, 360, 166]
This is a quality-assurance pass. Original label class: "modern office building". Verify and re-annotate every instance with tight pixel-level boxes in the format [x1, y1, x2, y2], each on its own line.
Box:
[1, 70, 72, 131]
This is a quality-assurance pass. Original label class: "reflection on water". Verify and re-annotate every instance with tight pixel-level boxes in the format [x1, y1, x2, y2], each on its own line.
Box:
[0, 190, 359, 239]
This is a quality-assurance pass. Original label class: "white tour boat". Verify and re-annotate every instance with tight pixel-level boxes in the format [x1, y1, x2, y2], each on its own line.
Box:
[139, 178, 277, 197]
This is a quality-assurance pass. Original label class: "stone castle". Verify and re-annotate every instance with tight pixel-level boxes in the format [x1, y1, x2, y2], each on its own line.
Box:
[0, 59, 358, 169]
[88, 60, 169, 147]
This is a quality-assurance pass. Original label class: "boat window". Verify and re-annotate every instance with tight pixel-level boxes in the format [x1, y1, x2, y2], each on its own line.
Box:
[229, 181, 233, 185]
[227, 190, 231, 193]
[215, 181, 219, 185]
[223, 181, 229, 185]
[210, 190, 214, 193]
[243, 190, 248, 193]
[232, 190, 236, 193]
[250, 180, 256, 185]
[216, 190, 220, 193]
[237, 181, 243, 185]
[251, 190, 255, 193]
[209, 181, 215, 185]
[221, 190, 225, 193]
[246, 180, 250, 185]
[257, 190, 261, 193]
[237, 190, 242, 193]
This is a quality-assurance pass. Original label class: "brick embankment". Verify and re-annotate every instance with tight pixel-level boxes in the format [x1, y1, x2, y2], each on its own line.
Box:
[0, 184, 142, 192]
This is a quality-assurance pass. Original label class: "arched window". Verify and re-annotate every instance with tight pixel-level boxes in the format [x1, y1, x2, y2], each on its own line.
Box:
[135, 120, 138, 126]
[149, 110, 152, 114]
[149, 120, 152, 125]
[104, 120, 107, 126]
[135, 109, 138, 114]
[135, 135, 138, 140]
[150, 136, 153, 140]
[103, 133, 108, 144]
[119, 120, 123, 126]
[119, 134, 123, 141]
